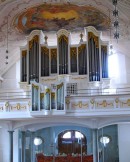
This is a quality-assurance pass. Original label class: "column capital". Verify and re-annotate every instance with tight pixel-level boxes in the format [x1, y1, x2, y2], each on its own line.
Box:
[8, 130, 14, 133]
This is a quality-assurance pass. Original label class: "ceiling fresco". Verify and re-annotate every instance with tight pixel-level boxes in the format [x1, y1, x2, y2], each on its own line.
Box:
[13, 4, 110, 33]
[0, 0, 130, 77]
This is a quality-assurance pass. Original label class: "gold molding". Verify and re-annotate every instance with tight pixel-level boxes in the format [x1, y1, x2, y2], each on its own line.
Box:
[121, 99, 130, 107]
[42, 78, 56, 82]
[11, 103, 26, 110]
[72, 101, 88, 108]
[72, 77, 87, 80]
[97, 100, 113, 108]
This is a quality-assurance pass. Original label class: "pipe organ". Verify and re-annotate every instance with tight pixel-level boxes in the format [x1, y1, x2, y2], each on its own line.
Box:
[20, 27, 109, 85]
[20, 27, 110, 112]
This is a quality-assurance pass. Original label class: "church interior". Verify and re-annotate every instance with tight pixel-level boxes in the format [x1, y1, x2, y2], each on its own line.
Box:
[0, 0, 130, 162]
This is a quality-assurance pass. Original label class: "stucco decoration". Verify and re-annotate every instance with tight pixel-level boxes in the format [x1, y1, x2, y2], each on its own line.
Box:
[13, 4, 110, 33]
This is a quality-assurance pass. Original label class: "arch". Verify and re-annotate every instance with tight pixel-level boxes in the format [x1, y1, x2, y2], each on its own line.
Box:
[57, 130, 87, 154]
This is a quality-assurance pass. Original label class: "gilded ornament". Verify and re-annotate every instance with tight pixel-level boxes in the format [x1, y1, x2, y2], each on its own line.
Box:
[40, 93, 44, 99]
[66, 98, 70, 104]
[41, 46, 49, 55]
[57, 83, 63, 89]
[127, 99, 130, 106]
[42, 78, 56, 82]
[28, 101, 31, 107]
[72, 77, 87, 80]
[17, 103, 21, 110]
[32, 84, 39, 90]
[0, 107, 3, 110]
[51, 49, 57, 59]
[5, 101, 9, 108]
[115, 98, 119, 103]
[121, 99, 130, 107]
[78, 44, 86, 54]
[51, 92, 55, 99]
[79, 101, 82, 108]
[88, 32, 99, 48]
[101, 46, 107, 53]
[102, 100, 107, 107]
[45, 88, 50, 94]
[58, 35, 68, 43]
[97, 100, 113, 108]
[70, 47, 77, 58]
[22, 50, 27, 57]
[44, 35, 48, 44]
[90, 99, 94, 104]
[29, 35, 39, 49]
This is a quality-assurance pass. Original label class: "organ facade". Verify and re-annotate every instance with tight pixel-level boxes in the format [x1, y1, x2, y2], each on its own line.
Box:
[20, 26, 110, 113]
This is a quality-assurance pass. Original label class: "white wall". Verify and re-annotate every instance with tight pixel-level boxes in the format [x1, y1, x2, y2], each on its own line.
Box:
[1, 125, 10, 162]
[1, 60, 20, 89]
[118, 123, 130, 162]
[108, 53, 127, 87]
[0, 128, 3, 162]
[125, 55, 130, 84]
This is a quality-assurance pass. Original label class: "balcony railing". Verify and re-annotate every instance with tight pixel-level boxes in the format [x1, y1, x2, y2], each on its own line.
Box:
[0, 90, 31, 113]
[65, 87, 130, 116]
[0, 87, 130, 117]
[0, 90, 31, 100]
[66, 87, 130, 96]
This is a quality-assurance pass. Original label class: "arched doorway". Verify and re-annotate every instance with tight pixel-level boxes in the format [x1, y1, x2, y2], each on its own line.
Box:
[58, 130, 87, 154]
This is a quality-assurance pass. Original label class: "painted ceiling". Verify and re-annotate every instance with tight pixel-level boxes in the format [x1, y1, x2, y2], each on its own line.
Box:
[13, 4, 110, 33]
[0, 0, 130, 77]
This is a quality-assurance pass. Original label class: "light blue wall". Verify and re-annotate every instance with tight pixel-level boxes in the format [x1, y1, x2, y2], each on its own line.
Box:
[18, 125, 119, 162]
[33, 125, 93, 155]
[98, 125, 119, 162]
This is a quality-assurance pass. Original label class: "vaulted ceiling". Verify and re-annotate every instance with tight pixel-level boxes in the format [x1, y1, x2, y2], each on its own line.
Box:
[0, 0, 130, 77]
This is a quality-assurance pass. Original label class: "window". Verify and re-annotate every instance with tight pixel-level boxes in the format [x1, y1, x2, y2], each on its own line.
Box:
[63, 132, 71, 139]
[66, 83, 77, 96]
[58, 130, 87, 154]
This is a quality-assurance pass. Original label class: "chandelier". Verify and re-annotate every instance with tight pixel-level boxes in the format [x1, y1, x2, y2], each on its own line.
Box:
[5, 15, 9, 64]
[112, 0, 119, 41]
